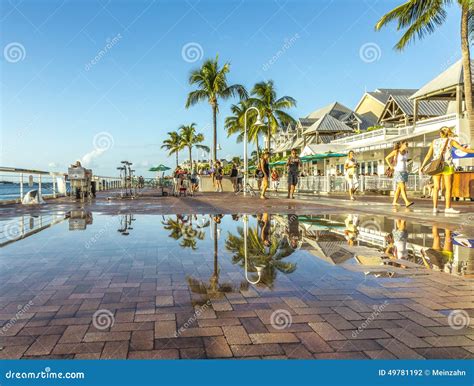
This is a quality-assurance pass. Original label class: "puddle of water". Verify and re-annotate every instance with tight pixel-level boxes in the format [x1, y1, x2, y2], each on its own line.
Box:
[1, 212, 473, 283]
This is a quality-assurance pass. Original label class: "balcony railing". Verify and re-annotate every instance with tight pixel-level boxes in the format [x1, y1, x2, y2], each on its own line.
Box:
[332, 113, 458, 145]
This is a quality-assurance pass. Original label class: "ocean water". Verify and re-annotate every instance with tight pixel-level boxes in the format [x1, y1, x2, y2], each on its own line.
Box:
[0, 182, 58, 200]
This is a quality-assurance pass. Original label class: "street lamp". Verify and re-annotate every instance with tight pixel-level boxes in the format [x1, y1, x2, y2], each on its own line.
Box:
[243, 107, 264, 196]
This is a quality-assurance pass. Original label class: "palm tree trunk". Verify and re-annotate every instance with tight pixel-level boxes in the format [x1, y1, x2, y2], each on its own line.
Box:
[176, 152, 179, 168]
[212, 104, 217, 163]
[461, 5, 473, 138]
[267, 115, 271, 152]
[255, 135, 261, 164]
[189, 146, 193, 171]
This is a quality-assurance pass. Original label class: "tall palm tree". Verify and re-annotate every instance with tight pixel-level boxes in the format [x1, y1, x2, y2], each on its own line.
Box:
[161, 131, 182, 168]
[249, 80, 297, 152]
[225, 99, 267, 163]
[179, 123, 209, 172]
[185, 56, 248, 162]
[375, 0, 473, 135]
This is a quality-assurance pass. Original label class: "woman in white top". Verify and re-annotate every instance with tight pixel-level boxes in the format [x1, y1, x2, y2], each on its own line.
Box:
[385, 141, 413, 208]
[420, 126, 474, 214]
[344, 151, 358, 201]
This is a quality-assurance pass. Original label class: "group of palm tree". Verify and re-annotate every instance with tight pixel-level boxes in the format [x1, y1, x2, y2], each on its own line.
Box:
[161, 123, 209, 169]
[185, 56, 297, 165]
[163, 1, 473, 170]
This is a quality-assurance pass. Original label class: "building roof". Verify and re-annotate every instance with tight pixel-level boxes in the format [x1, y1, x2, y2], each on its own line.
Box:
[306, 102, 353, 120]
[303, 113, 354, 135]
[391, 95, 448, 116]
[410, 59, 474, 100]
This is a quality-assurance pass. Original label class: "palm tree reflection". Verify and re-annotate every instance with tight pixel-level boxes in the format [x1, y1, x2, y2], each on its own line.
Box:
[187, 215, 243, 306]
[226, 213, 297, 288]
[162, 215, 206, 250]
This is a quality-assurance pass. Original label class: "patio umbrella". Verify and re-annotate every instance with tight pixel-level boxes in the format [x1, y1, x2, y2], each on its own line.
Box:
[148, 164, 171, 172]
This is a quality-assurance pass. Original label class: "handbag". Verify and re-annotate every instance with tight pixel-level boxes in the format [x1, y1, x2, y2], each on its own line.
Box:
[385, 150, 398, 178]
[422, 139, 449, 176]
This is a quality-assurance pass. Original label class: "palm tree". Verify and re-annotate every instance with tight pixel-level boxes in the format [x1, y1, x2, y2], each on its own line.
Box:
[375, 0, 473, 134]
[249, 80, 297, 152]
[179, 123, 209, 172]
[161, 215, 206, 250]
[161, 131, 182, 168]
[185, 56, 248, 162]
[225, 99, 267, 163]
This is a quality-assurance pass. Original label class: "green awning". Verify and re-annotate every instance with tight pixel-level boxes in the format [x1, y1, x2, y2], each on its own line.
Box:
[300, 152, 347, 163]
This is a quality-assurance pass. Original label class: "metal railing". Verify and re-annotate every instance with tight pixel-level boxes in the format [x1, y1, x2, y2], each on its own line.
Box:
[249, 174, 430, 194]
[332, 113, 458, 145]
[0, 167, 122, 203]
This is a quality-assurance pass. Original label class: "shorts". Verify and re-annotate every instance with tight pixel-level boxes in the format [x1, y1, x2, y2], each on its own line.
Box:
[288, 172, 298, 186]
[393, 171, 408, 184]
[215, 175, 223, 181]
[439, 165, 455, 175]
[345, 174, 358, 190]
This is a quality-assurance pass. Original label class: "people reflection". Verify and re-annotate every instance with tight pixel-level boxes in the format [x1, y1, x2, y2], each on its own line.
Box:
[286, 214, 301, 250]
[421, 226, 454, 273]
[392, 219, 408, 259]
[344, 214, 359, 246]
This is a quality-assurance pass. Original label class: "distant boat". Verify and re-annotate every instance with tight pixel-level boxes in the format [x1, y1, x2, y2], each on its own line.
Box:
[0, 181, 14, 185]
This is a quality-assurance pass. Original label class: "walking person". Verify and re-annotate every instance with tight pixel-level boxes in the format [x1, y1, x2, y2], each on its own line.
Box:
[344, 151, 358, 201]
[214, 161, 223, 192]
[385, 141, 414, 208]
[259, 151, 270, 199]
[270, 168, 280, 192]
[229, 162, 238, 192]
[286, 148, 300, 199]
[420, 126, 474, 214]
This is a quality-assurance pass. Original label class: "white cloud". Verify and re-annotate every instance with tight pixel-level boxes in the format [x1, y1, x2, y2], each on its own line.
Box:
[81, 148, 106, 167]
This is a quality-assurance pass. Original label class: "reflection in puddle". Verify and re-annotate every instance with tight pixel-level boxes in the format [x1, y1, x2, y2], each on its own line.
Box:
[1, 212, 473, 281]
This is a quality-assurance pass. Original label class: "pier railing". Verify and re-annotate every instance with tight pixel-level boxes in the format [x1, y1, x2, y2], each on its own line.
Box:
[0, 167, 121, 203]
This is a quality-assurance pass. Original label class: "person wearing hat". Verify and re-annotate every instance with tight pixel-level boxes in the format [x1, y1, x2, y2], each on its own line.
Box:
[420, 126, 474, 214]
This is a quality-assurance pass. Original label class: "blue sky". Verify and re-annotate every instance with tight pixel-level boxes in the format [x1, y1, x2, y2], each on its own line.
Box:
[1, 0, 461, 176]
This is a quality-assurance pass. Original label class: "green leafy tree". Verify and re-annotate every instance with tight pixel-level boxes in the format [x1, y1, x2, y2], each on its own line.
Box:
[161, 131, 182, 168]
[249, 80, 297, 152]
[186, 56, 248, 162]
[179, 123, 209, 172]
[375, 0, 473, 135]
[225, 99, 266, 163]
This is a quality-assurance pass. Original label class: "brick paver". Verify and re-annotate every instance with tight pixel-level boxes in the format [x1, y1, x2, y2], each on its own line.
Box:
[1, 193, 472, 359]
